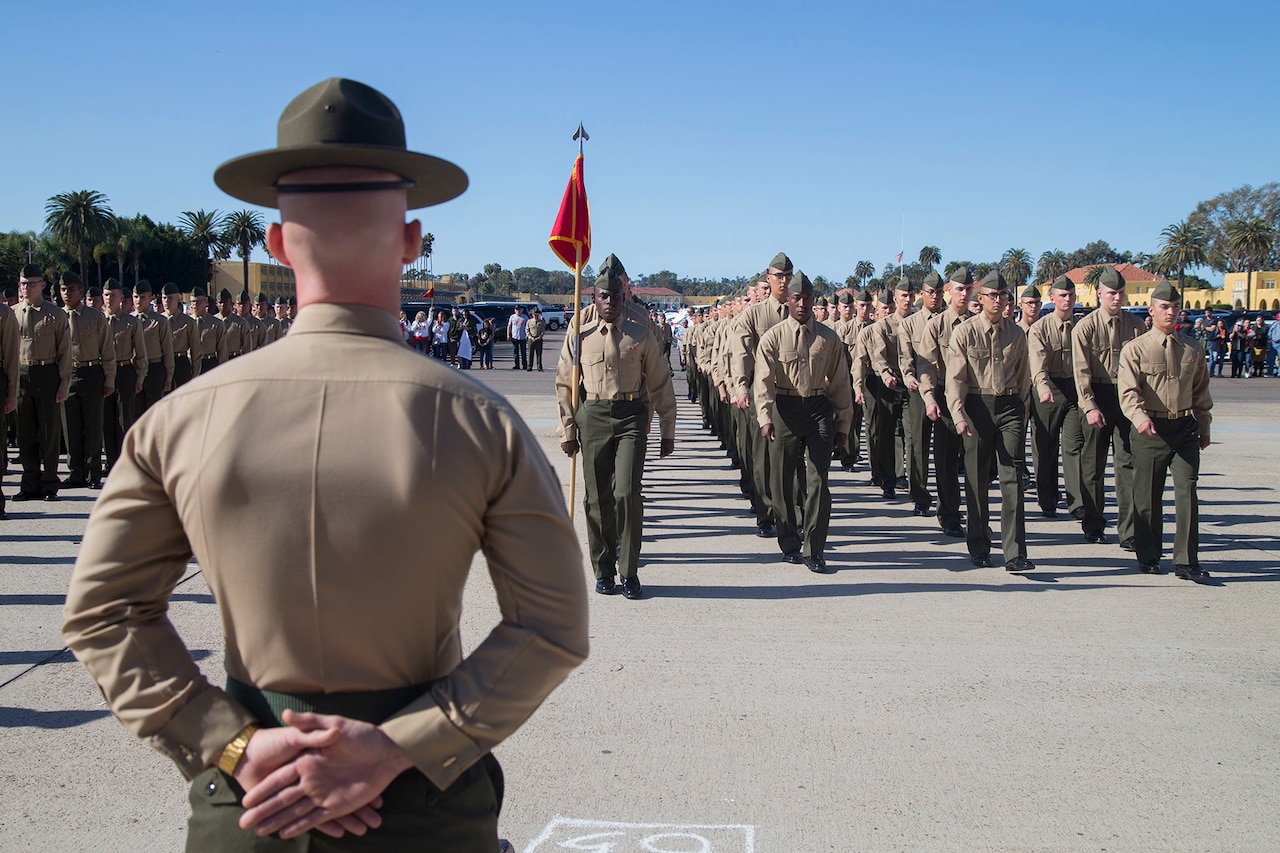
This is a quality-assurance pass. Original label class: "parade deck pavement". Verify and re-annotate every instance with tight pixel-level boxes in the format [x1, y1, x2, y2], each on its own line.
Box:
[2, 336, 1278, 852]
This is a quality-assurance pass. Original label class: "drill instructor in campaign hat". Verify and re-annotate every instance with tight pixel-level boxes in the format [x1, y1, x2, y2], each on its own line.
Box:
[64, 77, 587, 851]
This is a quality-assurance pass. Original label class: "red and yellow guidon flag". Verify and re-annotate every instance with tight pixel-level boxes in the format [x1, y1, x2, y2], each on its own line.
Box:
[549, 154, 590, 271]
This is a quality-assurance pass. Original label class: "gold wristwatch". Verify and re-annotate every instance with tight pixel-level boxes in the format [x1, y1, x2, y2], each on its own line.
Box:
[217, 724, 260, 775]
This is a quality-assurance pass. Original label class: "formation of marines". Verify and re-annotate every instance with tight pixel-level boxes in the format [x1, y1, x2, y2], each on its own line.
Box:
[684, 254, 1214, 582]
[1, 263, 293, 514]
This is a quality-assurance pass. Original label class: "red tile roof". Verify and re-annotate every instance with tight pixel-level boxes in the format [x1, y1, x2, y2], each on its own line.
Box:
[1064, 262, 1159, 284]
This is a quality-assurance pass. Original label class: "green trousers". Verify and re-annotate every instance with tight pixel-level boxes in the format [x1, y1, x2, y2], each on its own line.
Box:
[1031, 377, 1084, 515]
[931, 394, 964, 530]
[1132, 416, 1201, 567]
[104, 364, 137, 474]
[961, 394, 1027, 562]
[578, 399, 647, 580]
[1081, 383, 1134, 540]
[746, 392, 775, 526]
[869, 378, 906, 487]
[905, 390, 935, 507]
[864, 378, 883, 482]
[62, 364, 105, 482]
[136, 359, 166, 416]
[17, 363, 62, 495]
[174, 354, 193, 388]
[769, 395, 835, 557]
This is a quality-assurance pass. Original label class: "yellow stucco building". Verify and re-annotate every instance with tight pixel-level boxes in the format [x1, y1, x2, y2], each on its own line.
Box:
[210, 260, 296, 302]
[1223, 271, 1280, 311]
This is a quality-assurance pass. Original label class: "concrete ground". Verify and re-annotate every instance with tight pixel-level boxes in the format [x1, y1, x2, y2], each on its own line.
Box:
[2, 334, 1277, 852]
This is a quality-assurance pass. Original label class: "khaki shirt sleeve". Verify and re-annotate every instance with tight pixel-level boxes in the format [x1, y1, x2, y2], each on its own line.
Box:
[728, 313, 757, 394]
[944, 324, 973, 426]
[642, 333, 677, 442]
[917, 314, 943, 409]
[753, 326, 779, 428]
[55, 310, 72, 396]
[160, 316, 175, 383]
[825, 333, 854, 435]
[1027, 320, 1052, 399]
[1071, 315, 1098, 414]
[553, 333, 580, 442]
[189, 319, 204, 377]
[1, 307, 19, 401]
[1116, 339, 1149, 427]
[898, 314, 919, 383]
[869, 321, 893, 383]
[99, 311, 117, 391]
[132, 319, 149, 383]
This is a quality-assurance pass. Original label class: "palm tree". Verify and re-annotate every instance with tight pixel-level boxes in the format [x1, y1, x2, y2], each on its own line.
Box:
[1035, 249, 1068, 284]
[1159, 220, 1209, 292]
[917, 245, 941, 270]
[116, 215, 153, 285]
[180, 210, 225, 286]
[854, 260, 875, 287]
[44, 190, 114, 283]
[1226, 217, 1274, 310]
[1001, 248, 1033, 290]
[1083, 264, 1109, 286]
[419, 233, 435, 274]
[222, 210, 267, 294]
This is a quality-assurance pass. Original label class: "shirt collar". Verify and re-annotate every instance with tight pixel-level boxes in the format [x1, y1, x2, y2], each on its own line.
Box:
[286, 303, 405, 343]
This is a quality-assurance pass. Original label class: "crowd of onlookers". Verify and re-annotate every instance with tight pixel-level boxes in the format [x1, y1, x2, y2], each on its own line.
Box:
[1181, 308, 1280, 378]
[397, 303, 552, 371]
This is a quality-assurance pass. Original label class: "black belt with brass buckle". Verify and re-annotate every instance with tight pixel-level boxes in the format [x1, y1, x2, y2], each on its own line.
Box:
[28, 359, 56, 366]
[74, 360, 102, 367]
[586, 392, 640, 402]
[976, 388, 1018, 396]
[776, 388, 826, 397]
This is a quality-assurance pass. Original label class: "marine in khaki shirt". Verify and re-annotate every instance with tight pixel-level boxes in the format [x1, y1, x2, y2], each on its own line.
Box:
[64, 78, 587, 847]
[1116, 282, 1212, 580]
[556, 272, 675, 600]
[1026, 275, 1084, 519]
[753, 272, 853, 572]
[216, 289, 252, 358]
[163, 285, 203, 382]
[192, 288, 228, 371]
[0, 300, 18, 415]
[15, 265, 71, 499]
[60, 272, 116, 487]
[897, 271, 946, 514]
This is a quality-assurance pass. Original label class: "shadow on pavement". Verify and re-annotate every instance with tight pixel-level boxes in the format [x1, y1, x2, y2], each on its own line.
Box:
[0, 706, 111, 729]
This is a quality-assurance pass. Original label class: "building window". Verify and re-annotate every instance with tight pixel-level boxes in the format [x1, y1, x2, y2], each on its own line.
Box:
[1264, 279, 1276, 289]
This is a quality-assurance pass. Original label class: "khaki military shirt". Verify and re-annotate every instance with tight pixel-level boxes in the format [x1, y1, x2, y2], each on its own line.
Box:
[67, 304, 117, 391]
[555, 316, 676, 444]
[1071, 308, 1144, 414]
[1027, 311, 1076, 399]
[526, 316, 546, 340]
[898, 307, 941, 387]
[1118, 329, 1213, 429]
[944, 313, 1031, 426]
[64, 304, 588, 788]
[870, 310, 910, 384]
[754, 315, 854, 434]
[852, 320, 878, 399]
[196, 313, 227, 365]
[17, 298, 72, 395]
[918, 308, 968, 410]
[278, 316, 293, 337]
[0, 302, 18, 400]
[108, 309, 148, 385]
[729, 296, 787, 395]
[219, 311, 253, 356]
[137, 309, 175, 384]
[166, 311, 203, 373]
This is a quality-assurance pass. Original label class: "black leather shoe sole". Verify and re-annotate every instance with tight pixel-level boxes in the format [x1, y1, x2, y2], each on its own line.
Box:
[970, 555, 993, 568]
[42, 493, 59, 502]
[756, 525, 777, 538]
[595, 579, 617, 595]
[12, 492, 39, 502]
[1005, 557, 1036, 572]
[805, 556, 829, 574]
[621, 578, 643, 599]
[1140, 563, 1164, 575]
[782, 551, 803, 564]
[942, 525, 965, 538]
[1175, 565, 1210, 582]
[1084, 532, 1108, 544]
[1119, 538, 1135, 552]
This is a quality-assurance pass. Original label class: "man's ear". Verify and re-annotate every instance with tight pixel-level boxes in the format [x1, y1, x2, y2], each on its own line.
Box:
[266, 223, 290, 267]
[402, 219, 423, 265]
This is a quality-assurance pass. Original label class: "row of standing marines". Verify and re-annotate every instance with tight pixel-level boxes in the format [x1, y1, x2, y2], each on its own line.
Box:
[0, 266, 298, 515]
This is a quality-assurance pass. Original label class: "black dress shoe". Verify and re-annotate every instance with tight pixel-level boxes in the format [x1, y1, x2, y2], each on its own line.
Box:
[1175, 564, 1210, 582]
[970, 555, 993, 568]
[804, 555, 829, 574]
[1083, 531, 1108, 544]
[869, 476, 882, 488]
[61, 477, 90, 488]
[756, 522, 777, 538]
[942, 524, 965, 538]
[1139, 562, 1164, 575]
[912, 504, 932, 517]
[1005, 556, 1036, 572]
[1040, 507, 1058, 518]
[1070, 507, 1086, 521]
[89, 479, 103, 490]
[881, 489, 896, 501]
[1119, 537, 1135, 552]
[12, 491, 39, 502]
[595, 577, 617, 595]
[42, 493, 59, 502]
[782, 550, 803, 564]
[895, 476, 908, 490]
[620, 576, 643, 599]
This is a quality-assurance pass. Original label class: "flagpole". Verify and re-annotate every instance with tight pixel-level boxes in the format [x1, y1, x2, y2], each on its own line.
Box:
[569, 241, 582, 520]
[899, 208, 905, 281]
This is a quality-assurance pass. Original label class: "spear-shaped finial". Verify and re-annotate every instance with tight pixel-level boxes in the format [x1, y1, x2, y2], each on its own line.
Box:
[573, 122, 589, 154]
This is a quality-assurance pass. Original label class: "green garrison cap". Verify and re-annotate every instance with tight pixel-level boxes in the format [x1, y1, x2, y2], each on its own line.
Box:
[769, 252, 794, 273]
[256, 292, 270, 303]
[596, 270, 625, 292]
[60, 271, 83, 287]
[948, 265, 974, 286]
[856, 288, 873, 304]
[814, 295, 828, 307]
[1050, 274, 1075, 293]
[134, 279, 153, 296]
[979, 269, 1008, 292]
[288, 295, 297, 307]
[877, 289, 893, 306]
[162, 282, 181, 296]
[894, 274, 913, 293]
[599, 253, 626, 279]
[787, 270, 813, 294]
[1150, 280, 1180, 302]
[837, 290, 854, 305]
[921, 271, 944, 290]
[20, 263, 43, 279]
[217, 288, 233, 301]
[103, 278, 121, 291]
[191, 286, 207, 299]
[275, 296, 289, 305]
[4, 285, 18, 299]
[87, 285, 102, 298]
[1020, 284, 1041, 300]
[1097, 267, 1124, 290]
[237, 289, 251, 304]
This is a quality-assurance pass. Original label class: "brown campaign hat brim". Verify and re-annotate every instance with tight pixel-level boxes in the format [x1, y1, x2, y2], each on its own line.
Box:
[214, 145, 467, 210]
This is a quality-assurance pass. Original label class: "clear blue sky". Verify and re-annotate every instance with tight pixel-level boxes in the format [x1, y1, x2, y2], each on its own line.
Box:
[3, 0, 1274, 286]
